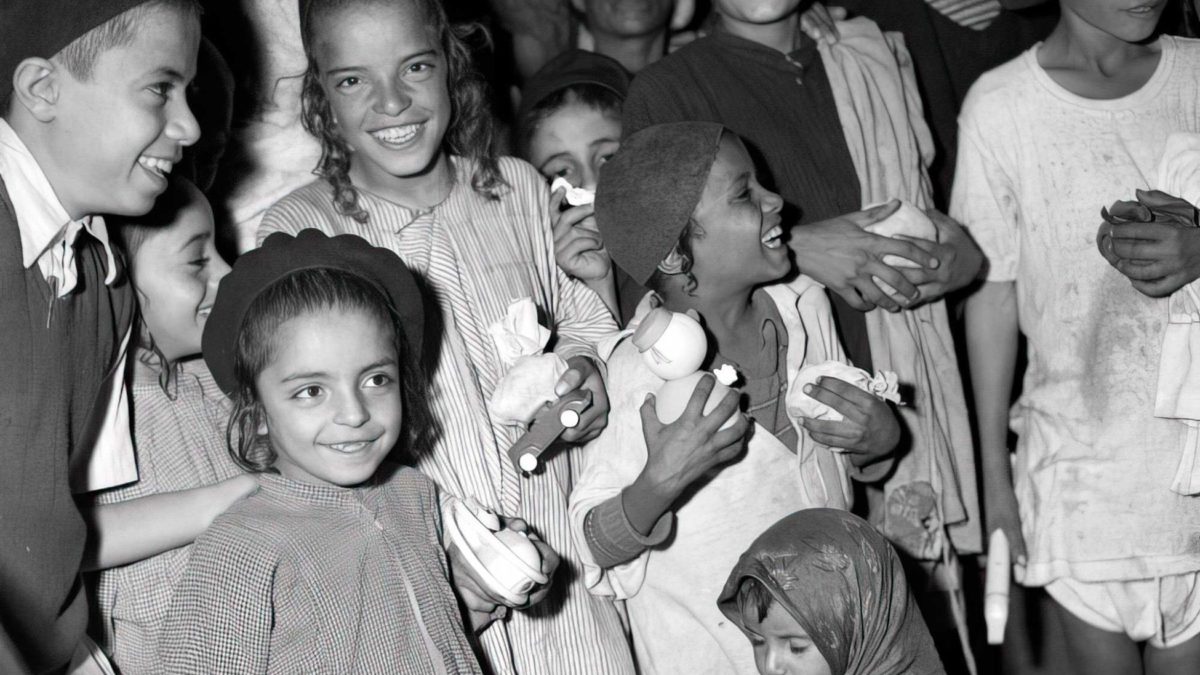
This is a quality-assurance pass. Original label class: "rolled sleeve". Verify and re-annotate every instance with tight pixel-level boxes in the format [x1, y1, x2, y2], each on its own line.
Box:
[583, 494, 673, 569]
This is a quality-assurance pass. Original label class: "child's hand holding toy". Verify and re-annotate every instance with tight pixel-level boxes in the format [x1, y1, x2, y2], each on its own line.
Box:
[443, 498, 559, 632]
[790, 361, 903, 468]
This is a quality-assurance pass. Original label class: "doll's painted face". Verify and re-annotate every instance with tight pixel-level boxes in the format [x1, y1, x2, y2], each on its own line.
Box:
[685, 133, 790, 290]
[740, 601, 832, 675]
[255, 307, 403, 488]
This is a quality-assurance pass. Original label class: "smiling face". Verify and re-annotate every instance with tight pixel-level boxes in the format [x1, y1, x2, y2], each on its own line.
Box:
[686, 133, 789, 292]
[528, 97, 622, 192]
[1059, 0, 1167, 42]
[311, 0, 451, 198]
[48, 4, 201, 218]
[741, 602, 832, 675]
[256, 307, 402, 488]
[130, 184, 229, 362]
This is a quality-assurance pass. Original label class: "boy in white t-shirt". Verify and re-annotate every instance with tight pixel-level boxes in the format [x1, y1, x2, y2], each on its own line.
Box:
[954, 1, 1200, 672]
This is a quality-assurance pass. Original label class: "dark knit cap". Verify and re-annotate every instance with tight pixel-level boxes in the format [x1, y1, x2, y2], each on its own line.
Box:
[595, 121, 724, 286]
[1, 0, 149, 94]
[202, 230, 425, 397]
[517, 49, 631, 123]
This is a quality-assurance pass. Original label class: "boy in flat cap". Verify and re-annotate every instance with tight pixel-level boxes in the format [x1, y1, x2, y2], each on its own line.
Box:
[0, 1, 201, 671]
[569, 122, 901, 674]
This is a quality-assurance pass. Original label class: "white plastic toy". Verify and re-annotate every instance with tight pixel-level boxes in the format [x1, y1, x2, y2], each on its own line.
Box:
[442, 498, 549, 606]
[632, 308, 738, 428]
[984, 529, 1011, 645]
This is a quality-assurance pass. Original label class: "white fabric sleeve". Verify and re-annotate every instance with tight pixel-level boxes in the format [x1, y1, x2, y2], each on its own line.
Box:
[70, 328, 137, 494]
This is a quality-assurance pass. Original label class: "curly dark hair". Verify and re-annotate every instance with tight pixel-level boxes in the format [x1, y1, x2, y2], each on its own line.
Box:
[298, 0, 505, 223]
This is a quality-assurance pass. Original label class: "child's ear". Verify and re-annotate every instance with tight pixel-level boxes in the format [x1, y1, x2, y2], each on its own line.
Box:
[256, 413, 269, 437]
[570, 0, 586, 15]
[11, 57, 60, 123]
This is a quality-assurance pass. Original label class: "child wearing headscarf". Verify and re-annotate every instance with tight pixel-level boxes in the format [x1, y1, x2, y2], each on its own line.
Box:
[717, 508, 945, 675]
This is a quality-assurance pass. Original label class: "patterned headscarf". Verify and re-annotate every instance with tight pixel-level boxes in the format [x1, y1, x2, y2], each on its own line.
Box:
[717, 509, 945, 675]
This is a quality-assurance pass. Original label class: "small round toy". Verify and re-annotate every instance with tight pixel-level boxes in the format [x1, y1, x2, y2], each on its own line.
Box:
[633, 308, 737, 428]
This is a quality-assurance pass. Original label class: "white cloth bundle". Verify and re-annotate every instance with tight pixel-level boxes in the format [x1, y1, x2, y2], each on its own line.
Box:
[489, 298, 569, 425]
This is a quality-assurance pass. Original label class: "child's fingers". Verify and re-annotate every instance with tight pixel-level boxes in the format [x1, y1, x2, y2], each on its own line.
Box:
[558, 232, 605, 259]
[698, 387, 742, 433]
[560, 202, 597, 228]
[803, 379, 866, 421]
[708, 414, 751, 453]
[549, 186, 566, 212]
[681, 373, 717, 420]
[639, 394, 665, 437]
[1116, 259, 1168, 280]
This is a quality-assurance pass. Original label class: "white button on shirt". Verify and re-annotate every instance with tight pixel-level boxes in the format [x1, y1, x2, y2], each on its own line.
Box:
[0, 119, 137, 493]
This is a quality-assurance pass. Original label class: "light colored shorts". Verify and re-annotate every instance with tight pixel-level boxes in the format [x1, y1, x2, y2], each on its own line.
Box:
[1046, 573, 1200, 648]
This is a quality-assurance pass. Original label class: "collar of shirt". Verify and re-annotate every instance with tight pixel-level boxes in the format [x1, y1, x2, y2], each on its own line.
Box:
[708, 27, 819, 73]
[0, 119, 119, 297]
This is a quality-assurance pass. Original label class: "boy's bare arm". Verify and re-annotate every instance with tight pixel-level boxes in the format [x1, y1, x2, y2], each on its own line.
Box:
[80, 475, 257, 571]
[965, 280, 1026, 562]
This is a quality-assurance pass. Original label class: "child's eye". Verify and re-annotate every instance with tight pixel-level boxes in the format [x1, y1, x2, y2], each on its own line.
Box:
[147, 82, 173, 101]
[788, 643, 807, 655]
[294, 385, 323, 400]
[748, 636, 765, 647]
[364, 373, 392, 388]
[407, 62, 435, 79]
[189, 256, 210, 269]
[336, 76, 362, 89]
[597, 152, 615, 166]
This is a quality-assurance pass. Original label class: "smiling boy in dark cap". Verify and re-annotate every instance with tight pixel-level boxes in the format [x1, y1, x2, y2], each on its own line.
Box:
[0, 1, 201, 671]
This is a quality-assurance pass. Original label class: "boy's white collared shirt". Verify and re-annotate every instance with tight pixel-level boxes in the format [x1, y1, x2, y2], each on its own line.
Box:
[0, 118, 136, 492]
[0, 118, 119, 297]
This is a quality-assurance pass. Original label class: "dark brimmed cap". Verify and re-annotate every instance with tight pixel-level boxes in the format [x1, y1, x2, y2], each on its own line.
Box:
[1, 0, 149, 96]
[517, 49, 631, 123]
[202, 230, 425, 397]
[595, 121, 724, 286]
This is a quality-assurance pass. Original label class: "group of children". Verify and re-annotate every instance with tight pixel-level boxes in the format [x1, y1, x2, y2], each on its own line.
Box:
[1, 0, 1198, 674]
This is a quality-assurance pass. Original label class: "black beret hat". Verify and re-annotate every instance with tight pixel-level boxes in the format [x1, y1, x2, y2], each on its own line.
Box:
[594, 121, 725, 287]
[202, 230, 425, 397]
[517, 49, 631, 123]
[1, 0, 149, 97]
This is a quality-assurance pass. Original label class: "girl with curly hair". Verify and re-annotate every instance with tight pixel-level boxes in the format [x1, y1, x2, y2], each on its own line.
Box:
[257, 1, 632, 672]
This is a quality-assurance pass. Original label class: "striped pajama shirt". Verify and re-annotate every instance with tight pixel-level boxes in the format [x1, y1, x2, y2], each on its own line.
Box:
[259, 156, 636, 675]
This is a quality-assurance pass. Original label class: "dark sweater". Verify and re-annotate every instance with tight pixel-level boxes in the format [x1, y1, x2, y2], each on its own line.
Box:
[0, 179, 133, 673]
[623, 30, 872, 371]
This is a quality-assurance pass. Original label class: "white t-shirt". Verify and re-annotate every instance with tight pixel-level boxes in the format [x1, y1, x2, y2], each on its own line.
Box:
[951, 36, 1200, 585]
